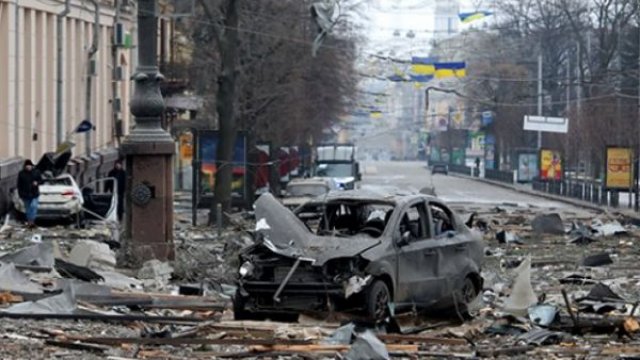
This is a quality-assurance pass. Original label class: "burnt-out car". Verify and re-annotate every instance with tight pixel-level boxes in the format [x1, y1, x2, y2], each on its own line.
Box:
[234, 191, 484, 321]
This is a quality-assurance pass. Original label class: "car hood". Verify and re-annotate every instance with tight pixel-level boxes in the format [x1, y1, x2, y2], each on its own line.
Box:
[254, 193, 380, 266]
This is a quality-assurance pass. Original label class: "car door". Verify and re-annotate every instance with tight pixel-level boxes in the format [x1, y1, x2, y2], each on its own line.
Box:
[428, 200, 469, 303]
[394, 199, 443, 309]
[82, 178, 118, 222]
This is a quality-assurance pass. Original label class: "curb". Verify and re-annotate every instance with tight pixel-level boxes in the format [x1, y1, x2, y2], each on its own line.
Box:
[448, 172, 619, 214]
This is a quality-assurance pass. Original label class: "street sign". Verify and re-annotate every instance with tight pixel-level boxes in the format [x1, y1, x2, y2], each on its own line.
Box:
[523, 115, 568, 133]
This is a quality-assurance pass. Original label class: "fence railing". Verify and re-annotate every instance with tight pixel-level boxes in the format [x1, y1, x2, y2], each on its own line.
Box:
[485, 169, 515, 184]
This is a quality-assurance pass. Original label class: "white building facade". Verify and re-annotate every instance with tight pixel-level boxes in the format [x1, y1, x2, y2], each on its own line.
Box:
[0, 0, 137, 161]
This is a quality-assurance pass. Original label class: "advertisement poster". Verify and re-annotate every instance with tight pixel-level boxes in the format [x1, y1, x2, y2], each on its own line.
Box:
[605, 147, 633, 189]
[198, 131, 247, 197]
[539, 149, 562, 181]
[517, 152, 538, 183]
[254, 144, 271, 194]
[179, 132, 193, 162]
[451, 148, 465, 165]
[484, 134, 495, 169]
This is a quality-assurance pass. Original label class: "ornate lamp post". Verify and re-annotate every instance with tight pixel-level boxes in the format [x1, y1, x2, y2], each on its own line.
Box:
[122, 0, 174, 263]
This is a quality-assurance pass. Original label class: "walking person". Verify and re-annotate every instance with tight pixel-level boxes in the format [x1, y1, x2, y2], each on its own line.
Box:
[17, 159, 42, 228]
[106, 160, 126, 221]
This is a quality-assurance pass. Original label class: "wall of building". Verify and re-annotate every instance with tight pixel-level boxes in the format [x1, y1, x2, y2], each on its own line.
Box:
[0, 0, 135, 161]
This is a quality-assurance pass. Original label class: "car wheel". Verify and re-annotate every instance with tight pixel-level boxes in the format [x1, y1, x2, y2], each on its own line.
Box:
[232, 293, 251, 320]
[460, 276, 479, 307]
[366, 280, 390, 322]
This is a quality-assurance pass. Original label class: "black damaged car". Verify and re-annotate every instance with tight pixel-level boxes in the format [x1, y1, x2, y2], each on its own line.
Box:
[234, 191, 484, 322]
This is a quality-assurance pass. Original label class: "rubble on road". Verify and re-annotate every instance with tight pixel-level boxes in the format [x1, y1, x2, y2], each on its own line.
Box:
[0, 194, 639, 359]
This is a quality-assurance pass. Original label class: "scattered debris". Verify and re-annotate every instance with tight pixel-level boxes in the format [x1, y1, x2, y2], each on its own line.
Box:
[528, 304, 558, 327]
[581, 253, 614, 267]
[138, 260, 174, 289]
[345, 330, 389, 360]
[496, 230, 524, 244]
[0, 262, 43, 294]
[503, 257, 538, 316]
[517, 328, 566, 346]
[531, 213, 565, 235]
[0, 242, 54, 269]
[69, 240, 116, 272]
[591, 219, 627, 237]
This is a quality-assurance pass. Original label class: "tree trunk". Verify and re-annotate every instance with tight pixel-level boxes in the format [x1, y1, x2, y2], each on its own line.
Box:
[211, 0, 240, 223]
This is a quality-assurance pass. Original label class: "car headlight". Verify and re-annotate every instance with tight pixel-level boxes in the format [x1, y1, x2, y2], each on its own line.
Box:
[238, 261, 255, 278]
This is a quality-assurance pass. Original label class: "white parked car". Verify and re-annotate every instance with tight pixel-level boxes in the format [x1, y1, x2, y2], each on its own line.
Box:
[12, 152, 118, 225]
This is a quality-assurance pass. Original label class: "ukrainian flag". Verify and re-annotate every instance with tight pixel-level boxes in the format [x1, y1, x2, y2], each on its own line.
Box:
[459, 11, 493, 24]
[411, 57, 437, 75]
[434, 62, 466, 78]
[410, 74, 434, 82]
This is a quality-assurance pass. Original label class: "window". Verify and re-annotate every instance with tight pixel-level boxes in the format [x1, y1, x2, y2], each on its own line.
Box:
[399, 202, 429, 241]
[429, 202, 455, 237]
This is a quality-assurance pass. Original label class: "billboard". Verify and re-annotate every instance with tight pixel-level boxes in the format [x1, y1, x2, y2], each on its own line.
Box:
[605, 147, 633, 189]
[517, 152, 538, 183]
[539, 149, 562, 181]
[198, 131, 247, 197]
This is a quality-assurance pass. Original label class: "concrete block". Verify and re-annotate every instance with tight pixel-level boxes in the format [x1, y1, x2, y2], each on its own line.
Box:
[69, 240, 116, 271]
[137, 259, 173, 280]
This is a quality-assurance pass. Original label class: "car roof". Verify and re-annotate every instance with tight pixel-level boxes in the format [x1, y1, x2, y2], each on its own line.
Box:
[305, 189, 438, 206]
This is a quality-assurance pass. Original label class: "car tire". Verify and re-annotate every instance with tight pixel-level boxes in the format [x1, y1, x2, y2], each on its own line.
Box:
[366, 280, 391, 322]
[232, 293, 252, 321]
[458, 276, 480, 318]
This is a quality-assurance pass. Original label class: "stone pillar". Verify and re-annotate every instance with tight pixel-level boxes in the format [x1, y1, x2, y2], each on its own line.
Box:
[121, 0, 174, 264]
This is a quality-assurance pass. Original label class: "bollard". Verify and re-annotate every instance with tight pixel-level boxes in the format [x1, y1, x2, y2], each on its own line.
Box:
[216, 203, 223, 238]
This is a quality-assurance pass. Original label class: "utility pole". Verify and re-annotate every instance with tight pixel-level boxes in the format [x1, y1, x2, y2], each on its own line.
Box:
[537, 53, 543, 149]
[636, 19, 640, 212]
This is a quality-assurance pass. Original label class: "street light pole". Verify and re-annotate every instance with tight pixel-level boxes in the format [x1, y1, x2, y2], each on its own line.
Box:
[121, 0, 175, 264]
[537, 53, 543, 149]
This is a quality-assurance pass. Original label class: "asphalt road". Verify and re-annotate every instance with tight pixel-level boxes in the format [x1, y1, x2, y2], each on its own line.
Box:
[361, 161, 569, 209]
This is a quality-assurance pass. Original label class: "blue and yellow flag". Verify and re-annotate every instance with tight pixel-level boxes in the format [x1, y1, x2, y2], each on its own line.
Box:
[459, 11, 493, 24]
[411, 57, 437, 75]
[434, 62, 466, 78]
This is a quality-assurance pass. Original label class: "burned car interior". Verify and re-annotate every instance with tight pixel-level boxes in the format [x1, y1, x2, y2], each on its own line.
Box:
[235, 192, 484, 323]
[299, 200, 394, 238]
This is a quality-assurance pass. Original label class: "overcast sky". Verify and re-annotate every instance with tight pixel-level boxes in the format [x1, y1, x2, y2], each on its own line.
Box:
[360, 0, 495, 56]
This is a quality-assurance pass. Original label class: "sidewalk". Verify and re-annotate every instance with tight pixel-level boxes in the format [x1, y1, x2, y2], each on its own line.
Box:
[450, 172, 640, 220]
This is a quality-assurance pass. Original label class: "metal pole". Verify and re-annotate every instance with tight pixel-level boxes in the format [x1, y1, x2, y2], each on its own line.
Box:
[56, 0, 71, 146]
[537, 53, 543, 149]
[85, 0, 100, 156]
[636, 19, 640, 212]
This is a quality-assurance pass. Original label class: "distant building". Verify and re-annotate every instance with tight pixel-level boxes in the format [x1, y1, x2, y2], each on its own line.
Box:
[433, 0, 459, 40]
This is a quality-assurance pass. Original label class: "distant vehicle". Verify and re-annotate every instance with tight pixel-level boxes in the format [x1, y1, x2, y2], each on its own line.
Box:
[431, 163, 449, 175]
[234, 191, 484, 322]
[280, 178, 335, 209]
[313, 144, 362, 190]
[12, 151, 118, 225]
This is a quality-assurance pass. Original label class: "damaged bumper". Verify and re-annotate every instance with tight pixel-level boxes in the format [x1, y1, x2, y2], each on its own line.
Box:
[236, 249, 372, 314]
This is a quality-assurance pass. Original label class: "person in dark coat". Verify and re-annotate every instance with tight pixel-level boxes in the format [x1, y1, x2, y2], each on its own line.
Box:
[106, 160, 126, 221]
[17, 159, 42, 228]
